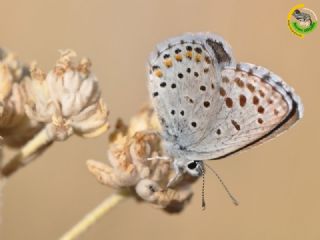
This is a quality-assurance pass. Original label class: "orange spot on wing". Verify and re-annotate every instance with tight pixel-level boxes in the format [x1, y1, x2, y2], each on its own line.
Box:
[154, 69, 163, 78]
[163, 59, 172, 68]
[175, 54, 182, 62]
[185, 51, 192, 59]
[195, 54, 201, 62]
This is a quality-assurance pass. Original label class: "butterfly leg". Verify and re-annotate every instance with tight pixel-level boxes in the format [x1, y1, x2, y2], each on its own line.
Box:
[166, 159, 184, 188]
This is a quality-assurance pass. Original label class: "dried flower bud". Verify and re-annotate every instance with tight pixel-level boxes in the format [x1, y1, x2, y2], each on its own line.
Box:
[0, 48, 43, 147]
[87, 106, 198, 213]
[23, 50, 109, 141]
[0, 48, 29, 84]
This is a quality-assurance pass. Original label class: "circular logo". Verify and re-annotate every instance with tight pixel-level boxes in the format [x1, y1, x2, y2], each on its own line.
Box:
[288, 4, 318, 38]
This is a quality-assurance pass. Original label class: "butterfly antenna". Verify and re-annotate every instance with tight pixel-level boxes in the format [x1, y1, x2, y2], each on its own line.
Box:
[204, 163, 239, 206]
[201, 167, 206, 210]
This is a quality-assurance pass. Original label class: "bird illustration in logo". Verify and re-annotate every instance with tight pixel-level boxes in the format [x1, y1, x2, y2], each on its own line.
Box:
[292, 9, 312, 27]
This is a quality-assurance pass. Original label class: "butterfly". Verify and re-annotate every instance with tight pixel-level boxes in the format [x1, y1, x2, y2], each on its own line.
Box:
[147, 32, 303, 189]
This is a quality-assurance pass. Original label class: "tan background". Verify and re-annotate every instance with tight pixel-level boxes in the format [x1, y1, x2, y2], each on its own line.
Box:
[0, 0, 319, 239]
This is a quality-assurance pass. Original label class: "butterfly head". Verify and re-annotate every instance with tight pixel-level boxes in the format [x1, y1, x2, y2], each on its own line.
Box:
[185, 160, 204, 177]
[167, 159, 204, 188]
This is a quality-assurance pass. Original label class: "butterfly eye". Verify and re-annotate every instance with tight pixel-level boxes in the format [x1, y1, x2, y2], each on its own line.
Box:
[186, 161, 203, 177]
[187, 161, 198, 170]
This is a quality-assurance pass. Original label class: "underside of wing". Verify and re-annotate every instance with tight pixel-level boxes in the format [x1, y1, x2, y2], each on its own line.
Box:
[184, 62, 303, 160]
[148, 33, 235, 147]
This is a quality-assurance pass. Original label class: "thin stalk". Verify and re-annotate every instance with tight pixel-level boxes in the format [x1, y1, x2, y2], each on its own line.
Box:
[1, 125, 54, 177]
[59, 191, 129, 240]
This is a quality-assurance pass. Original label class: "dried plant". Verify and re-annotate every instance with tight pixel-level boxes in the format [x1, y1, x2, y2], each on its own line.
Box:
[0, 49, 109, 177]
[0, 48, 43, 148]
[0, 48, 199, 240]
[0, 48, 112, 239]
[60, 107, 199, 240]
[87, 106, 197, 212]
[23, 49, 109, 141]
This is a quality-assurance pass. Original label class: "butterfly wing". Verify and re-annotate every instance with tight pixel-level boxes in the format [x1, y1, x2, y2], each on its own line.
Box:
[183, 62, 303, 160]
[148, 33, 303, 162]
[148, 33, 234, 149]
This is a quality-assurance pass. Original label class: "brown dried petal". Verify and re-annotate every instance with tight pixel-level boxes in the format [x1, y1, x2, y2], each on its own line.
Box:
[135, 179, 193, 212]
[87, 159, 140, 188]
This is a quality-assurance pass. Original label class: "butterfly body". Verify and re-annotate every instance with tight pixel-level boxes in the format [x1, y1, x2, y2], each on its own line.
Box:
[147, 33, 303, 181]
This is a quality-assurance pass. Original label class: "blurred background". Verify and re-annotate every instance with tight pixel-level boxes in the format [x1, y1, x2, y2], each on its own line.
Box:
[0, 0, 319, 239]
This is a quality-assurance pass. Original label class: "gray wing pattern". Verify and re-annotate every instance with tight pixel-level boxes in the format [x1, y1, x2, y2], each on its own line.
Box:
[148, 33, 303, 162]
[148, 33, 234, 147]
[184, 63, 303, 160]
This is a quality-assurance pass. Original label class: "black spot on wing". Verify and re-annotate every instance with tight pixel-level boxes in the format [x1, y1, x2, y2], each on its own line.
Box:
[212, 95, 298, 160]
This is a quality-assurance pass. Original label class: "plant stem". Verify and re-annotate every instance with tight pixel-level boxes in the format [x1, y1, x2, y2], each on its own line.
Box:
[1, 126, 54, 177]
[59, 191, 129, 240]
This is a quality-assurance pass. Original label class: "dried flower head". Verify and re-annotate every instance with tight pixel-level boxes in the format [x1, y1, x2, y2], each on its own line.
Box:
[0, 48, 43, 147]
[87, 106, 198, 213]
[23, 50, 109, 141]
